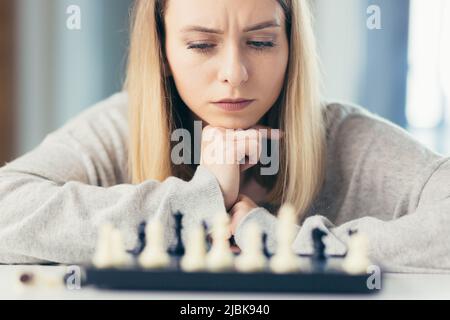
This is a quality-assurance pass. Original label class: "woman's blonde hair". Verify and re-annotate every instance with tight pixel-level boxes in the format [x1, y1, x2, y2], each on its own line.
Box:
[124, 0, 326, 221]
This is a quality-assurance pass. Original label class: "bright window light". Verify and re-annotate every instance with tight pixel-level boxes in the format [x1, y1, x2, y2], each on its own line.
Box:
[406, 0, 449, 129]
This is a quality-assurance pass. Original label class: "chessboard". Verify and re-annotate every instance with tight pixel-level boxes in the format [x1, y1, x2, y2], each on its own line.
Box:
[82, 255, 379, 294]
[81, 206, 382, 294]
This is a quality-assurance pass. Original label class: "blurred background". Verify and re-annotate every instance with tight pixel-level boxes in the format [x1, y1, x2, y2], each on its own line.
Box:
[0, 0, 449, 165]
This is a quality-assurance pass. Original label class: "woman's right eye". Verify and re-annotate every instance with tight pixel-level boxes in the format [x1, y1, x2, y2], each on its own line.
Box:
[187, 43, 215, 55]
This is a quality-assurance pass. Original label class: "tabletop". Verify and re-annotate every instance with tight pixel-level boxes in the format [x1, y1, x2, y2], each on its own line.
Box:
[1, 265, 449, 300]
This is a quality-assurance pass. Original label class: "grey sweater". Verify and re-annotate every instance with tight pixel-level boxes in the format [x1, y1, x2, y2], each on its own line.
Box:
[1, 92, 449, 273]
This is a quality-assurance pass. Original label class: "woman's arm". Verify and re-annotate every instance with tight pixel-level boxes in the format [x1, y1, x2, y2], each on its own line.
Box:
[234, 176, 450, 274]
[233, 103, 450, 273]
[0, 93, 226, 264]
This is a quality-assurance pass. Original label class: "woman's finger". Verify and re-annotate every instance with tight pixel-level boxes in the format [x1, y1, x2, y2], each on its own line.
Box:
[249, 125, 284, 140]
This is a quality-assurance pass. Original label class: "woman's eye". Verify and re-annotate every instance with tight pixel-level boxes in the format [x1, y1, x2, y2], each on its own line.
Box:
[248, 41, 276, 51]
[187, 43, 215, 55]
[187, 41, 275, 55]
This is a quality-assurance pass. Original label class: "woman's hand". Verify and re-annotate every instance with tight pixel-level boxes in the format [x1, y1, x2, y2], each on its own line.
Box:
[229, 194, 258, 235]
[199, 125, 281, 210]
[200, 126, 241, 210]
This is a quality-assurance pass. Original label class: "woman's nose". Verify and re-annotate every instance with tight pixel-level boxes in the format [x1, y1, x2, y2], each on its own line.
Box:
[218, 45, 249, 87]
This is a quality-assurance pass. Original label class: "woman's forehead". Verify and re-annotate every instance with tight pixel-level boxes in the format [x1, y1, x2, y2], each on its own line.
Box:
[165, 0, 285, 34]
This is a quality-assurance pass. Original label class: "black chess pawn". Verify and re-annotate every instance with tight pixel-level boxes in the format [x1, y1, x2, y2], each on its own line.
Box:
[127, 221, 147, 257]
[169, 211, 185, 256]
[202, 220, 212, 252]
[262, 232, 271, 258]
[312, 228, 327, 262]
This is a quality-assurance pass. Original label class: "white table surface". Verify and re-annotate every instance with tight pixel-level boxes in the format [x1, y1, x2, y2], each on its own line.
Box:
[1, 265, 449, 300]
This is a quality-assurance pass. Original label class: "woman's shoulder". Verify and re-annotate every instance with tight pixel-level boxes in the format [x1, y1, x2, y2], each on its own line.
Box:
[322, 100, 380, 138]
[321, 100, 443, 183]
[321, 100, 438, 158]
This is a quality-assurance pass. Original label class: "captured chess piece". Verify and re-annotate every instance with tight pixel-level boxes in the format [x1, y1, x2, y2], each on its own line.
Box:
[269, 203, 301, 273]
[206, 213, 234, 272]
[92, 223, 131, 268]
[180, 224, 207, 272]
[343, 230, 371, 274]
[235, 222, 267, 272]
[138, 219, 170, 269]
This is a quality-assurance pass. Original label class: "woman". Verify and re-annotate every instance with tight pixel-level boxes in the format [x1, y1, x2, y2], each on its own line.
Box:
[0, 0, 449, 273]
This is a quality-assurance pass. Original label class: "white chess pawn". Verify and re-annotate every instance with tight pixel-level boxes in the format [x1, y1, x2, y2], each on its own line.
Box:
[92, 223, 115, 268]
[138, 219, 171, 269]
[110, 228, 132, 267]
[206, 213, 234, 272]
[180, 225, 207, 272]
[343, 232, 371, 274]
[235, 222, 267, 272]
[269, 203, 301, 273]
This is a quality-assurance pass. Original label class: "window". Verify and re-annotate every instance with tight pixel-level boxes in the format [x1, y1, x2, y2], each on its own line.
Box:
[406, 0, 450, 154]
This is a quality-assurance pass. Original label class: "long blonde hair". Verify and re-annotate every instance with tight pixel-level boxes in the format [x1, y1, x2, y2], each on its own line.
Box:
[124, 0, 326, 220]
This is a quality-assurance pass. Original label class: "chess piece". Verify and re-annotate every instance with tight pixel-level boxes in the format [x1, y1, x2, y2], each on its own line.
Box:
[202, 220, 212, 252]
[92, 223, 131, 268]
[128, 221, 147, 257]
[269, 203, 301, 273]
[138, 219, 170, 269]
[235, 222, 267, 272]
[110, 228, 132, 267]
[206, 213, 234, 272]
[92, 223, 115, 268]
[262, 232, 271, 258]
[343, 231, 371, 274]
[180, 225, 207, 272]
[169, 211, 185, 256]
[312, 228, 327, 262]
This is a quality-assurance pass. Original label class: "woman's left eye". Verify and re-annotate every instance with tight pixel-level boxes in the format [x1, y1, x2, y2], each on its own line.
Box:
[248, 41, 276, 51]
[187, 41, 275, 55]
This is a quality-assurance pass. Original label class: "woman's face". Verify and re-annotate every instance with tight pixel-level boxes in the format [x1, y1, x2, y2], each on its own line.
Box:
[164, 0, 289, 129]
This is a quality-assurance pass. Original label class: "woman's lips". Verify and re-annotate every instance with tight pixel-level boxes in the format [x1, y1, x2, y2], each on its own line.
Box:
[212, 100, 255, 111]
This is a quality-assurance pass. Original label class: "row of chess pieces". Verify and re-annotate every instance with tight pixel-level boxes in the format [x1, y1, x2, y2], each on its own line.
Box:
[91, 203, 372, 274]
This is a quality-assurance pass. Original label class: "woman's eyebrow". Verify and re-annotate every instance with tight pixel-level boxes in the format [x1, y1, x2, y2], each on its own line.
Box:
[180, 19, 281, 34]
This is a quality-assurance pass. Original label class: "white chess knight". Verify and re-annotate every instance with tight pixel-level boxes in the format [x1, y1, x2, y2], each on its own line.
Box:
[269, 203, 301, 273]
[206, 213, 234, 272]
[343, 232, 371, 274]
[138, 219, 171, 269]
[235, 222, 267, 272]
[180, 225, 207, 272]
[92, 223, 131, 268]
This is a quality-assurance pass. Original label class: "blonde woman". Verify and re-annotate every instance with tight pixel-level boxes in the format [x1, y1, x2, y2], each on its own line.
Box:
[0, 0, 449, 273]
